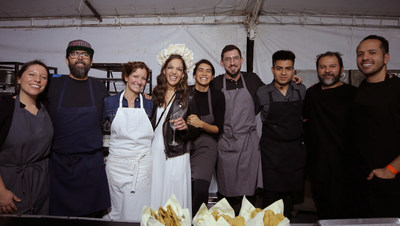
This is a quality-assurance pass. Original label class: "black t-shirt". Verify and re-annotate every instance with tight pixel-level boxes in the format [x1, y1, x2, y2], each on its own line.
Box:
[303, 82, 357, 167]
[45, 75, 108, 124]
[210, 71, 265, 114]
[193, 86, 225, 138]
[353, 76, 400, 171]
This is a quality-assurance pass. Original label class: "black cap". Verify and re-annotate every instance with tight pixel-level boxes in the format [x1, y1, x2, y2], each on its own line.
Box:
[66, 39, 94, 58]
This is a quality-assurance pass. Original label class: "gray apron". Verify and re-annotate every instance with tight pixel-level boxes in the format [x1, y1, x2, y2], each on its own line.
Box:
[217, 74, 263, 197]
[191, 89, 217, 182]
[0, 95, 53, 214]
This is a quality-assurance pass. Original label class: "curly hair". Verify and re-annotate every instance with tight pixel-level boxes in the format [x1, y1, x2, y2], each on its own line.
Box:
[152, 54, 189, 108]
[121, 61, 150, 84]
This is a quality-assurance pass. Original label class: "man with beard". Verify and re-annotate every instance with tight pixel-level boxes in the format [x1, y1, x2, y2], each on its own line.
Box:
[352, 35, 400, 217]
[45, 40, 110, 217]
[256, 50, 306, 218]
[210, 45, 264, 215]
[303, 51, 357, 219]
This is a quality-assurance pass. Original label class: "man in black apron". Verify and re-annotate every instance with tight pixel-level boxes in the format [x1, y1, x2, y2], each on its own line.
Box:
[353, 35, 400, 217]
[256, 50, 306, 218]
[211, 45, 264, 215]
[46, 40, 110, 217]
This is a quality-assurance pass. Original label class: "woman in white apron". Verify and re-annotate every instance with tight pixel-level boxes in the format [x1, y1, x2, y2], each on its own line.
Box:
[103, 62, 154, 221]
[150, 45, 199, 214]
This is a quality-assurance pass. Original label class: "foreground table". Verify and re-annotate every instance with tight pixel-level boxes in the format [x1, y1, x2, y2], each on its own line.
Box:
[0, 214, 140, 226]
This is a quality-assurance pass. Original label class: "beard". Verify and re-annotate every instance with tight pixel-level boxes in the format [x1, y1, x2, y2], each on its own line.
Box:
[68, 60, 91, 79]
[318, 71, 341, 86]
[225, 66, 241, 78]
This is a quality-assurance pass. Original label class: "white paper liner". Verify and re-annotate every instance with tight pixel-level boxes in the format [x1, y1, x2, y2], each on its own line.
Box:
[193, 196, 290, 226]
[141, 194, 191, 226]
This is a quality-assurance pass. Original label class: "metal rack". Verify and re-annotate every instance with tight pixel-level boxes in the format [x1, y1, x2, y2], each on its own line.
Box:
[0, 62, 57, 95]
[91, 63, 153, 95]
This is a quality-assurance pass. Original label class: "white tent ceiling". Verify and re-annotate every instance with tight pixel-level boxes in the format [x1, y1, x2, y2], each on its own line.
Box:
[1, 0, 399, 28]
[1, 0, 400, 18]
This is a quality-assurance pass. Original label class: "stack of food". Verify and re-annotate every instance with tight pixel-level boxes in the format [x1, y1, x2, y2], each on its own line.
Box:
[141, 195, 191, 226]
[247, 208, 286, 226]
[193, 196, 290, 226]
[210, 210, 245, 226]
[149, 205, 182, 225]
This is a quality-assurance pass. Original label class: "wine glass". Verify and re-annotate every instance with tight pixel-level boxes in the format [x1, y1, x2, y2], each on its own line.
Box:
[169, 114, 179, 146]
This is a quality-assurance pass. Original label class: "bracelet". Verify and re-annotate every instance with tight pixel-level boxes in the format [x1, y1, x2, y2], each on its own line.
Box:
[386, 164, 399, 175]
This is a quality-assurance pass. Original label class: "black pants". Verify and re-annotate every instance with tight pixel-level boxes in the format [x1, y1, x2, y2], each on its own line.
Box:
[262, 190, 295, 219]
[310, 175, 347, 219]
[217, 192, 259, 216]
[192, 179, 210, 216]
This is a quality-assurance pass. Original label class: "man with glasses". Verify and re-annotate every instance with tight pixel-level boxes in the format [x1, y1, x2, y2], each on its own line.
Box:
[211, 44, 264, 214]
[45, 39, 110, 217]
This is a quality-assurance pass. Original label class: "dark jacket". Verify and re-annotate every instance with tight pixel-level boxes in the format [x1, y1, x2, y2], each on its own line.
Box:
[151, 90, 199, 158]
[0, 95, 15, 147]
[103, 91, 153, 124]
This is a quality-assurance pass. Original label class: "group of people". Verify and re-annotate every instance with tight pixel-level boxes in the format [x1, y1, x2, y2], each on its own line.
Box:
[304, 35, 400, 219]
[0, 34, 399, 222]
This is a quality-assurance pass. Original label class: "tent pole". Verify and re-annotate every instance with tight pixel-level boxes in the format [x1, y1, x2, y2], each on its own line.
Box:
[246, 37, 254, 73]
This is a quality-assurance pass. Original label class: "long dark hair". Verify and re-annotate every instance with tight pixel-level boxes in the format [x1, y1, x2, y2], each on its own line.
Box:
[152, 54, 189, 108]
[16, 60, 50, 102]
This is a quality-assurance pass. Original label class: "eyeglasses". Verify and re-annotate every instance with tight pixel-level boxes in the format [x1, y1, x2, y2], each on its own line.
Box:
[223, 56, 241, 63]
[69, 51, 90, 59]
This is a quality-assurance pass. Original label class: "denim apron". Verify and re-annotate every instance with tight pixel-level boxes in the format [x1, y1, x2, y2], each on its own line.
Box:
[49, 77, 110, 216]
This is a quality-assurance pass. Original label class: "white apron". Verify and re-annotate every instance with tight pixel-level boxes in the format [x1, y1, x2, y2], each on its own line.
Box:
[103, 91, 154, 221]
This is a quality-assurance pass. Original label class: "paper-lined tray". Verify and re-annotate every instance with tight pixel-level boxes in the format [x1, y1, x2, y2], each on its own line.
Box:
[141, 195, 191, 226]
[193, 196, 290, 226]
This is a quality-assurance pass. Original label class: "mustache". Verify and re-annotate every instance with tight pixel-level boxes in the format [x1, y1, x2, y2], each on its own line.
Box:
[74, 60, 86, 66]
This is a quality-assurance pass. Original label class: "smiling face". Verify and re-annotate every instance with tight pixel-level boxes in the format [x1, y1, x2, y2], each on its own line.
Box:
[317, 56, 343, 87]
[271, 60, 294, 87]
[125, 68, 148, 96]
[221, 49, 243, 79]
[194, 63, 213, 88]
[356, 39, 389, 78]
[163, 58, 185, 89]
[18, 64, 48, 99]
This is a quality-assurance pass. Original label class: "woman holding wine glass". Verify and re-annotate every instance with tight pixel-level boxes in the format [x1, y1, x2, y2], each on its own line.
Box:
[150, 44, 199, 213]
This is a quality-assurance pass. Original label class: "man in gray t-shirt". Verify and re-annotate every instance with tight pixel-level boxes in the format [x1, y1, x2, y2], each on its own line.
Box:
[256, 50, 306, 219]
